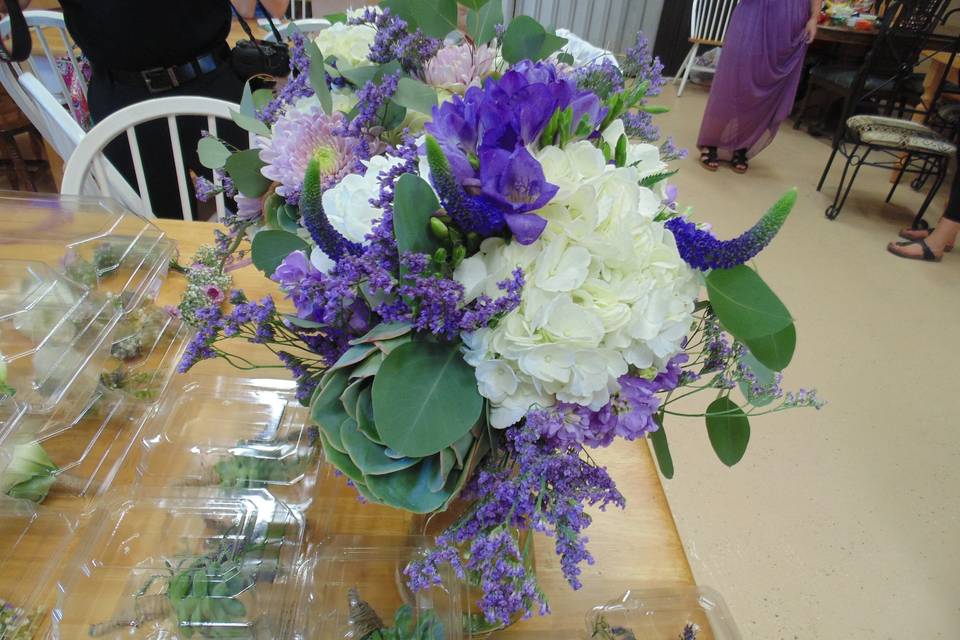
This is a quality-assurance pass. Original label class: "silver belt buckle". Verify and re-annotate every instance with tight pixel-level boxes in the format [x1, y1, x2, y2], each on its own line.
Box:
[140, 67, 180, 93]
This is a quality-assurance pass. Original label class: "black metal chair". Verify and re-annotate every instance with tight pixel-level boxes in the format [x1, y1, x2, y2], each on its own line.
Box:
[817, 0, 960, 227]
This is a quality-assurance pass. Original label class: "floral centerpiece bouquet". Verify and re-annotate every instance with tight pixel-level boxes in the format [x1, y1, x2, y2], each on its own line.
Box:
[180, 1, 822, 632]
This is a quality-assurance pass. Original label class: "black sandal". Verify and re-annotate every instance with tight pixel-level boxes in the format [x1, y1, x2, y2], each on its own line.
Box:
[887, 239, 942, 262]
[700, 147, 719, 172]
[898, 227, 954, 251]
[732, 149, 749, 174]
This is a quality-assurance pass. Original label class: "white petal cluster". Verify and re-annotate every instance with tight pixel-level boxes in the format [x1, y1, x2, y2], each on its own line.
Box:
[323, 154, 406, 245]
[314, 22, 376, 69]
[456, 137, 699, 428]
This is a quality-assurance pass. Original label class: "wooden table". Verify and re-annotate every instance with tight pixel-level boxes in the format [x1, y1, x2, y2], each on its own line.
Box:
[1, 218, 694, 638]
[816, 23, 879, 46]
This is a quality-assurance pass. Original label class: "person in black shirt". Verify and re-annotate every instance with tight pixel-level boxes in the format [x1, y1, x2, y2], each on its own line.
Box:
[14, 0, 289, 218]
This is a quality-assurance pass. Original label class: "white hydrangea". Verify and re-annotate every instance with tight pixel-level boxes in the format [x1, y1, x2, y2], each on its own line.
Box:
[323, 154, 407, 245]
[600, 118, 668, 180]
[314, 22, 376, 69]
[456, 140, 699, 428]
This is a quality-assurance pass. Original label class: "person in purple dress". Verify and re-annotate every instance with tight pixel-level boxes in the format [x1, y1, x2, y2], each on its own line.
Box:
[698, 0, 820, 173]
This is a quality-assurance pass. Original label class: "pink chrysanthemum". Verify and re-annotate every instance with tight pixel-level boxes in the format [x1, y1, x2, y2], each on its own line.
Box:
[422, 43, 495, 94]
[257, 106, 359, 200]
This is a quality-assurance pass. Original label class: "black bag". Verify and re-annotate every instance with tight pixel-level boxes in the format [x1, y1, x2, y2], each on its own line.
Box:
[0, 0, 32, 63]
[231, 2, 290, 80]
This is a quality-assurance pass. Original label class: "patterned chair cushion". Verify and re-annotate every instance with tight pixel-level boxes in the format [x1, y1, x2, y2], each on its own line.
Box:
[846, 114, 957, 155]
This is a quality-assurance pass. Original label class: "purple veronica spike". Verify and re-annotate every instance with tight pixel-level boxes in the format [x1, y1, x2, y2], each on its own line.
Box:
[665, 189, 796, 271]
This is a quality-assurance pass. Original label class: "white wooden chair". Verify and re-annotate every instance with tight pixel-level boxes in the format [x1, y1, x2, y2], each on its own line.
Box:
[0, 10, 88, 123]
[674, 0, 740, 97]
[261, 18, 331, 42]
[61, 97, 244, 221]
[19, 72, 144, 211]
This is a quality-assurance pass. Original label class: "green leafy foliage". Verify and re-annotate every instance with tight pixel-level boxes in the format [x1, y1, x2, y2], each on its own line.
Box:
[706, 265, 795, 371]
[197, 137, 232, 170]
[382, 0, 458, 38]
[230, 109, 271, 137]
[457, 0, 489, 9]
[250, 230, 309, 278]
[705, 396, 751, 466]
[371, 341, 483, 458]
[392, 77, 438, 115]
[649, 420, 674, 479]
[371, 605, 445, 640]
[466, 0, 502, 43]
[501, 16, 568, 64]
[393, 174, 441, 256]
[167, 555, 252, 638]
[324, 12, 348, 23]
[306, 42, 333, 115]
[224, 149, 270, 198]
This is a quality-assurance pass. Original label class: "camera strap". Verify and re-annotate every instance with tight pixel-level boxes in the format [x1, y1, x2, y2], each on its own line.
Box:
[230, 1, 284, 52]
[0, 0, 33, 63]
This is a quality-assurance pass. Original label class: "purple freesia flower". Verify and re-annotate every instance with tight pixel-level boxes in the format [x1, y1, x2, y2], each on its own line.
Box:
[478, 146, 556, 243]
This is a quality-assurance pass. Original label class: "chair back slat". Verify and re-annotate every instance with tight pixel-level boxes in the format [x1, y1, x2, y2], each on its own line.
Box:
[61, 96, 242, 221]
[167, 116, 193, 222]
[207, 115, 227, 220]
[125, 127, 154, 218]
[92, 157, 111, 199]
[691, 0, 740, 44]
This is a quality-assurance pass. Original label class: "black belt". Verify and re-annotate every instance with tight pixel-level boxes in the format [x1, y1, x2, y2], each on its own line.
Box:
[105, 42, 232, 94]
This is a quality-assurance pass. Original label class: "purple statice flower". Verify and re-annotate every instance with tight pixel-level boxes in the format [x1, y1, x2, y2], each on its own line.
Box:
[460, 268, 524, 331]
[532, 354, 688, 449]
[423, 60, 605, 245]
[622, 30, 665, 96]
[257, 106, 360, 202]
[665, 189, 796, 271]
[257, 31, 317, 125]
[194, 175, 218, 202]
[347, 71, 401, 141]
[349, 7, 441, 74]
[681, 623, 700, 640]
[660, 136, 688, 162]
[405, 422, 624, 625]
[178, 305, 223, 372]
[622, 109, 659, 144]
[276, 350, 320, 405]
[221, 296, 277, 343]
[573, 59, 624, 99]
[700, 315, 733, 374]
[783, 388, 826, 410]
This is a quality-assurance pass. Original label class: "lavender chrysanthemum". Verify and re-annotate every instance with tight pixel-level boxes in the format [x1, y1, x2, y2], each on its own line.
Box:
[257, 106, 359, 202]
[665, 189, 797, 271]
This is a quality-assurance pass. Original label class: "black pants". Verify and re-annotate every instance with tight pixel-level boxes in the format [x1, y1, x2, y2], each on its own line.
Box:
[88, 57, 246, 220]
[945, 154, 960, 223]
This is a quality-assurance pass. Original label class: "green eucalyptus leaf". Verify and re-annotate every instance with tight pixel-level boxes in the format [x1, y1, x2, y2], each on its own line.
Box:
[381, 100, 407, 130]
[340, 378, 365, 420]
[310, 370, 351, 450]
[224, 148, 270, 197]
[341, 416, 418, 475]
[449, 429, 473, 467]
[706, 265, 793, 341]
[230, 109, 271, 137]
[325, 12, 347, 23]
[350, 352, 385, 380]
[737, 350, 779, 407]
[250, 230, 309, 277]
[501, 16, 546, 64]
[349, 322, 413, 345]
[467, 0, 502, 44]
[252, 88, 274, 111]
[318, 429, 364, 482]
[649, 420, 674, 479]
[240, 81, 256, 117]
[338, 64, 379, 87]
[538, 31, 568, 60]
[383, 0, 457, 38]
[364, 456, 455, 513]
[276, 204, 300, 233]
[392, 77, 438, 115]
[198, 137, 232, 170]
[458, 0, 489, 8]
[744, 323, 796, 372]
[330, 343, 378, 370]
[285, 315, 324, 329]
[306, 42, 333, 115]
[705, 396, 751, 467]
[556, 51, 575, 65]
[432, 447, 457, 493]
[372, 341, 484, 457]
[393, 174, 441, 256]
[356, 386, 384, 444]
[263, 192, 284, 230]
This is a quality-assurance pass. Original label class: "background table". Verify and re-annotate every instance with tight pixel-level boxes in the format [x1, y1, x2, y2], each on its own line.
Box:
[11, 218, 695, 639]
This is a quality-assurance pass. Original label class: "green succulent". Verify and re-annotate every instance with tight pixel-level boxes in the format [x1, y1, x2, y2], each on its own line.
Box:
[168, 558, 252, 639]
[310, 323, 488, 513]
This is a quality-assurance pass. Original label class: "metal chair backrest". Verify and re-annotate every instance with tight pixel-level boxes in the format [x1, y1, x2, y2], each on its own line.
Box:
[689, 0, 740, 46]
[61, 97, 244, 221]
[0, 10, 87, 125]
[261, 18, 331, 42]
[843, 0, 955, 120]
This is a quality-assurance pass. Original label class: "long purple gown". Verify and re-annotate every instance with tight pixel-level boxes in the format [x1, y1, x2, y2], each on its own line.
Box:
[696, 0, 812, 159]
